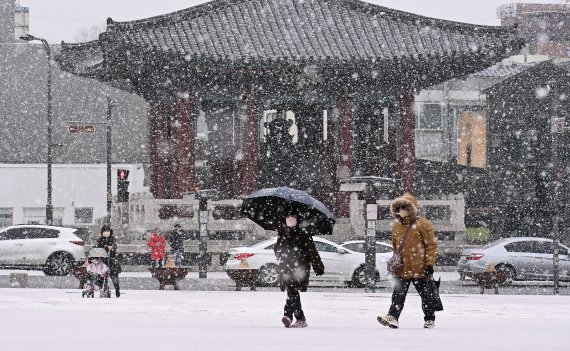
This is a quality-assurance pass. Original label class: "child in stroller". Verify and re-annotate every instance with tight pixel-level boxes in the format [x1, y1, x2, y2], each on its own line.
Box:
[82, 248, 110, 298]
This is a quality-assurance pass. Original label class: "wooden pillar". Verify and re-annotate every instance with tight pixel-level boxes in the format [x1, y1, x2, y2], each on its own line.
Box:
[147, 99, 159, 197]
[176, 92, 197, 197]
[153, 98, 169, 199]
[399, 92, 416, 194]
[241, 92, 259, 196]
[335, 94, 353, 218]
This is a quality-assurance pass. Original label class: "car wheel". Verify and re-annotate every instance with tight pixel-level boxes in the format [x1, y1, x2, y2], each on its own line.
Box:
[351, 265, 379, 288]
[496, 264, 515, 286]
[258, 264, 279, 287]
[43, 252, 73, 276]
[351, 266, 365, 288]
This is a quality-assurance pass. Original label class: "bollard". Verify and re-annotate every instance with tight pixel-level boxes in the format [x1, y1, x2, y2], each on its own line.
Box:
[9, 273, 28, 288]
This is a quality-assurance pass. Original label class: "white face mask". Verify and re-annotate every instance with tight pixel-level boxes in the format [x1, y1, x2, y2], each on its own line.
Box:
[286, 216, 298, 228]
[398, 209, 409, 218]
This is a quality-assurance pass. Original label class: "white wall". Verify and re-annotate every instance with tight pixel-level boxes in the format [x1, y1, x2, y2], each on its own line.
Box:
[0, 164, 147, 226]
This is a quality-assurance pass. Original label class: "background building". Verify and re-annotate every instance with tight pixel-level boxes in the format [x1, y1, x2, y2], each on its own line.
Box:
[0, 0, 148, 229]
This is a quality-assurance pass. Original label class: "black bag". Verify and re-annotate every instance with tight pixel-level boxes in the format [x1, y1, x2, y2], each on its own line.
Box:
[387, 223, 414, 274]
[426, 276, 444, 311]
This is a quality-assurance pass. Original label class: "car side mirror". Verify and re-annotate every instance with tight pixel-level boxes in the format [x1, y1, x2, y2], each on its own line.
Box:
[337, 248, 348, 254]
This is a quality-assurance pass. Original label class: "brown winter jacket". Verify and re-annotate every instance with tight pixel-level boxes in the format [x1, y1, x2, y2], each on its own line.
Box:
[274, 227, 325, 292]
[390, 194, 437, 279]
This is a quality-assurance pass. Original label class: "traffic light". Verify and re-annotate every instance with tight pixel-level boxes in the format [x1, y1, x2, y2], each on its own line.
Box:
[117, 169, 130, 202]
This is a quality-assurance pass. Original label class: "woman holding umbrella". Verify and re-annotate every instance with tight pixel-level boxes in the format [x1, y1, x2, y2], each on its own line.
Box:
[274, 211, 325, 328]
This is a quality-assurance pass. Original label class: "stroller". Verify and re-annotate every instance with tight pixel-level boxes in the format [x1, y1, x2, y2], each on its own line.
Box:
[82, 248, 111, 298]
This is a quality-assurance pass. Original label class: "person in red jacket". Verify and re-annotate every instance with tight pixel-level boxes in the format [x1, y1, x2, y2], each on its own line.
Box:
[147, 228, 167, 268]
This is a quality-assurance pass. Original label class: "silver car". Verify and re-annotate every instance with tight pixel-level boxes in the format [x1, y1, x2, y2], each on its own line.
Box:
[457, 237, 570, 284]
[0, 225, 86, 275]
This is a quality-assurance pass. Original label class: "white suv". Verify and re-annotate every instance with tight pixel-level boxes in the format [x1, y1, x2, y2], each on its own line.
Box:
[0, 225, 86, 276]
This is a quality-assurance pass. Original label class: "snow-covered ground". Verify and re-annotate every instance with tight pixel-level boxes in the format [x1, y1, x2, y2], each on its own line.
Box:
[0, 288, 568, 351]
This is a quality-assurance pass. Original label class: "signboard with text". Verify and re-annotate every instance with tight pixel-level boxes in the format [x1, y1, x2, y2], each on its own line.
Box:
[68, 125, 96, 133]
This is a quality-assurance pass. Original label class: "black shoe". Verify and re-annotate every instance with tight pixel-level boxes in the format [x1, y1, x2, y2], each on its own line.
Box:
[115, 289, 121, 298]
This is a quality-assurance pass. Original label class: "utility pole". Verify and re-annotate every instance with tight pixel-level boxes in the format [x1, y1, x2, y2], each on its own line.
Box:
[106, 97, 114, 224]
[551, 83, 565, 295]
[20, 34, 53, 225]
[67, 98, 115, 224]
[364, 187, 378, 293]
[198, 190, 209, 279]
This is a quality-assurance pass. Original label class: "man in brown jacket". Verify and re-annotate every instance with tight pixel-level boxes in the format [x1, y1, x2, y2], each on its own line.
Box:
[377, 194, 438, 329]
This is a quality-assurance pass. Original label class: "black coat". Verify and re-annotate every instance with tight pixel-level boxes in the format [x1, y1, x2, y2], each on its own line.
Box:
[274, 228, 324, 292]
[95, 235, 122, 275]
[167, 230, 185, 252]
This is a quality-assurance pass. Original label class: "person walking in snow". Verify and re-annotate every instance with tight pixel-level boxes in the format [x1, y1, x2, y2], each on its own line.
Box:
[274, 212, 325, 328]
[147, 228, 167, 268]
[167, 223, 185, 267]
[377, 194, 438, 329]
[95, 225, 122, 297]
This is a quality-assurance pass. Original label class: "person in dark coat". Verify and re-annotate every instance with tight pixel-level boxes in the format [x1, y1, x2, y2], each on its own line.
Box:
[167, 223, 185, 267]
[95, 225, 122, 297]
[274, 213, 325, 328]
[377, 194, 438, 329]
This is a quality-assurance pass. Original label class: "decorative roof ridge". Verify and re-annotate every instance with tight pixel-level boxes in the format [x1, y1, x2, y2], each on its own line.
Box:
[482, 59, 569, 92]
[101, 0, 515, 35]
[60, 39, 101, 48]
[105, 0, 250, 31]
[333, 0, 515, 33]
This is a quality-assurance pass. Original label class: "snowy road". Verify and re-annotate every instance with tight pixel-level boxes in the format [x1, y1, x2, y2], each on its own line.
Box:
[0, 289, 568, 351]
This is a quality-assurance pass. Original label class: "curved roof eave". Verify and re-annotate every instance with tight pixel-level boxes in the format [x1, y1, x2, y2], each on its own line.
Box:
[56, 0, 523, 91]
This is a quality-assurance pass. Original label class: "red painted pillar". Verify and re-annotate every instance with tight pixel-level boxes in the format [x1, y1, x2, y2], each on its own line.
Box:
[147, 100, 159, 197]
[177, 92, 197, 197]
[399, 92, 416, 195]
[242, 92, 259, 196]
[336, 95, 353, 218]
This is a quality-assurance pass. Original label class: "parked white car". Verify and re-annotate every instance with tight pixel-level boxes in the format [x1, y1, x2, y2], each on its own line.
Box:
[340, 240, 393, 260]
[0, 225, 86, 275]
[223, 236, 388, 288]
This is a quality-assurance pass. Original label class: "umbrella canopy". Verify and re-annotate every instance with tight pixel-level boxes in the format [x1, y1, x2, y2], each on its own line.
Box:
[241, 187, 335, 235]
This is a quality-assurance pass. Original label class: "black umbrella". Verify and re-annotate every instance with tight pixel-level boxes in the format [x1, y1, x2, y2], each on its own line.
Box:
[240, 187, 336, 235]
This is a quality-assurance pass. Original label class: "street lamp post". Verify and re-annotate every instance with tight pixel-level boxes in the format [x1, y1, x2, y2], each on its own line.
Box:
[20, 34, 53, 225]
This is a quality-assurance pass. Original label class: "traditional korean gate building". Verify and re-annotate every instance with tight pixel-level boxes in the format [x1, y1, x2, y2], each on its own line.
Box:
[57, 0, 523, 220]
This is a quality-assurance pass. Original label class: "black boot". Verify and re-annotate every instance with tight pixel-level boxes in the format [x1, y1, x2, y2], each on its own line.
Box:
[115, 287, 121, 298]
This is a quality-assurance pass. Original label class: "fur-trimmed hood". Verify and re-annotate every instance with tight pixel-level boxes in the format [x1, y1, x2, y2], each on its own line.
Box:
[390, 194, 418, 223]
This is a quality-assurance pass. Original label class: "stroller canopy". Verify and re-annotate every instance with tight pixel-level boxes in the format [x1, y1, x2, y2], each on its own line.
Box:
[88, 248, 108, 258]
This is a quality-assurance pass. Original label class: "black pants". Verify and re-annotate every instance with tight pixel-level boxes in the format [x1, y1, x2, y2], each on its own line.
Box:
[284, 287, 305, 321]
[388, 277, 435, 321]
[109, 275, 119, 288]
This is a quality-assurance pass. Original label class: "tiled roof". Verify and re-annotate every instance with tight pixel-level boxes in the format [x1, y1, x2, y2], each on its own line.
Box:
[57, 0, 523, 89]
[471, 63, 534, 78]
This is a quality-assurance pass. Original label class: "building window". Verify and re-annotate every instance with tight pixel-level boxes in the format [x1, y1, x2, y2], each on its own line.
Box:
[75, 208, 93, 224]
[0, 208, 13, 227]
[23, 207, 45, 225]
[423, 206, 451, 221]
[416, 103, 443, 130]
[457, 111, 487, 168]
